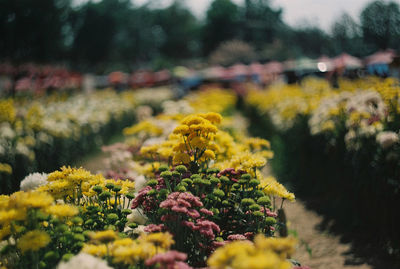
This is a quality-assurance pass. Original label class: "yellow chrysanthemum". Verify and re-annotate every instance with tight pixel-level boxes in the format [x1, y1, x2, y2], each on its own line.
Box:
[82, 243, 107, 257]
[9, 191, 54, 209]
[91, 230, 118, 243]
[17, 230, 50, 253]
[139, 232, 174, 249]
[45, 204, 79, 218]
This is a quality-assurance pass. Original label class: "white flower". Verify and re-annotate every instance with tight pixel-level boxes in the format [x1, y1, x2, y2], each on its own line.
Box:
[57, 253, 113, 269]
[132, 225, 147, 235]
[20, 172, 48, 191]
[127, 208, 148, 225]
[376, 131, 399, 149]
[134, 175, 147, 192]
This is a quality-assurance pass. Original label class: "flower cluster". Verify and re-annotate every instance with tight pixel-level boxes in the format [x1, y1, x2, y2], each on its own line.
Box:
[208, 234, 297, 269]
[0, 90, 138, 194]
[1, 85, 304, 269]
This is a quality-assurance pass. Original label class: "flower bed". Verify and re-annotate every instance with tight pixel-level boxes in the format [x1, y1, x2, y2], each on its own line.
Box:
[0, 90, 141, 194]
[245, 77, 400, 254]
[0, 88, 304, 268]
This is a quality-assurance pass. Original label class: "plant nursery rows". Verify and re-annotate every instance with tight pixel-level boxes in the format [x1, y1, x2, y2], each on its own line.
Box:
[1, 77, 400, 268]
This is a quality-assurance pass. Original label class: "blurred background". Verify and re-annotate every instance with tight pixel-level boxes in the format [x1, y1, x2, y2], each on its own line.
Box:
[0, 0, 399, 71]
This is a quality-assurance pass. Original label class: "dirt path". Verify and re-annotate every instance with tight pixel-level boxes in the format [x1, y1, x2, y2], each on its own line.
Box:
[284, 199, 372, 269]
[78, 150, 109, 174]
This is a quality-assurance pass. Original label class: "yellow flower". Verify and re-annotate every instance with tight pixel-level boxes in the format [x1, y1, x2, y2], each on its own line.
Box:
[91, 230, 118, 243]
[123, 121, 163, 137]
[207, 240, 255, 268]
[254, 235, 297, 259]
[45, 204, 79, 218]
[232, 251, 284, 269]
[0, 99, 16, 123]
[173, 125, 190, 135]
[261, 177, 295, 201]
[208, 234, 295, 269]
[0, 195, 10, 209]
[321, 120, 335, 131]
[173, 152, 191, 165]
[0, 225, 11, 241]
[0, 209, 26, 224]
[38, 180, 73, 199]
[203, 112, 222, 124]
[202, 149, 216, 160]
[140, 145, 159, 158]
[9, 191, 54, 209]
[0, 163, 12, 174]
[82, 243, 107, 257]
[17, 230, 50, 253]
[111, 242, 147, 265]
[139, 232, 174, 249]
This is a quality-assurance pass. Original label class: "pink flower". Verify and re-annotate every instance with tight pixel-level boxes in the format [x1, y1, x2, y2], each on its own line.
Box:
[181, 220, 197, 230]
[171, 206, 189, 214]
[187, 209, 200, 219]
[227, 234, 247, 240]
[144, 224, 165, 233]
[261, 207, 278, 217]
[200, 208, 213, 216]
[145, 250, 189, 268]
[131, 186, 152, 209]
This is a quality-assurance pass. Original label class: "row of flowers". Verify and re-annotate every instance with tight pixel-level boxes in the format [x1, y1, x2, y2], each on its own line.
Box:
[245, 76, 400, 254]
[0, 88, 173, 194]
[0, 88, 305, 268]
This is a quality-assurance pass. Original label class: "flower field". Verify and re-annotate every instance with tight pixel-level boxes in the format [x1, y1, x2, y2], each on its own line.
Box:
[0, 88, 306, 269]
[245, 77, 400, 254]
[0, 88, 174, 194]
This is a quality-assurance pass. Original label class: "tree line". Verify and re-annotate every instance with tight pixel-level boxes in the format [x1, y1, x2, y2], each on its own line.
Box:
[1, 0, 399, 73]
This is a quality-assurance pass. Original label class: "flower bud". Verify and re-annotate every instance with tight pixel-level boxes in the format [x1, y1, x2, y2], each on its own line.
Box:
[249, 204, 261, 211]
[128, 223, 138, 229]
[92, 185, 103, 194]
[241, 198, 255, 206]
[182, 178, 193, 185]
[73, 234, 85, 242]
[158, 165, 169, 172]
[241, 174, 251, 180]
[175, 165, 187, 173]
[172, 171, 180, 178]
[253, 211, 264, 217]
[99, 191, 112, 201]
[125, 192, 135, 200]
[105, 183, 115, 190]
[147, 189, 157, 196]
[72, 217, 83, 225]
[265, 217, 277, 226]
[72, 227, 83, 233]
[219, 176, 229, 183]
[210, 177, 220, 185]
[213, 189, 225, 198]
[62, 253, 74, 262]
[107, 213, 119, 223]
[160, 171, 172, 179]
[249, 179, 260, 187]
[257, 196, 270, 206]
[113, 185, 122, 193]
[121, 209, 132, 215]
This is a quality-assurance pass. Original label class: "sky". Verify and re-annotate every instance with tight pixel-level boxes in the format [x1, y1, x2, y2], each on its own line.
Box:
[74, 0, 377, 32]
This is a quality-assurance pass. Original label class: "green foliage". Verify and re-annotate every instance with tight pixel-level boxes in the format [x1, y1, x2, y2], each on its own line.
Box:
[361, 0, 400, 50]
